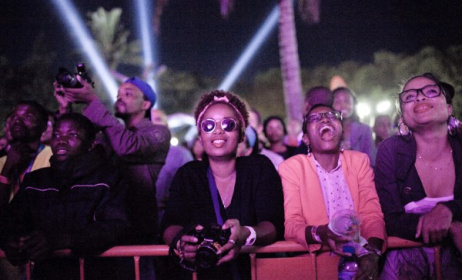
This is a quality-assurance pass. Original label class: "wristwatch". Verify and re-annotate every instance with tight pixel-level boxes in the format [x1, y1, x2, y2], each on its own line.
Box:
[244, 226, 257, 246]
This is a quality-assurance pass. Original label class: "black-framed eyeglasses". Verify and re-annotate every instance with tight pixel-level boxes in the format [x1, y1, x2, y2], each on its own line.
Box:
[305, 111, 342, 123]
[399, 84, 442, 103]
[200, 118, 238, 133]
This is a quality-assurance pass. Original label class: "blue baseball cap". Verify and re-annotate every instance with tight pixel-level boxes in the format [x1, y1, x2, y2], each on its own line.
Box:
[124, 77, 156, 109]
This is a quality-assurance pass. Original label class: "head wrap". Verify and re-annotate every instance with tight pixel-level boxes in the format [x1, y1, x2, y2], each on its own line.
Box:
[196, 96, 246, 138]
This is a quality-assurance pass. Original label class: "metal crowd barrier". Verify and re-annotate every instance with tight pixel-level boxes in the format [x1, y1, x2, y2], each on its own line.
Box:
[0, 237, 441, 280]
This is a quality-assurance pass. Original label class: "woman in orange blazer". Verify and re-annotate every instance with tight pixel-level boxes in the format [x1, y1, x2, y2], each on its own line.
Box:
[279, 104, 386, 280]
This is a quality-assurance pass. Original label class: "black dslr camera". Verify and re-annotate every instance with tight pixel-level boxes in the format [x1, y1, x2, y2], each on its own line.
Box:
[55, 63, 94, 89]
[189, 224, 231, 269]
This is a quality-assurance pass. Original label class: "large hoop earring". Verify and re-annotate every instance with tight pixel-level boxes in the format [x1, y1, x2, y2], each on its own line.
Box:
[448, 115, 460, 136]
[398, 122, 411, 136]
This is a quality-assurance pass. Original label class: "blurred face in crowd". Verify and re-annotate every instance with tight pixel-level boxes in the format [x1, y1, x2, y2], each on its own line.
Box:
[115, 83, 150, 118]
[0, 136, 7, 150]
[51, 119, 92, 162]
[303, 106, 343, 155]
[333, 90, 355, 120]
[237, 136, 252, 157]
[264, 119, 285, 144]
[373, 115, 392, 141]
[192, 137, 205, 160]
[248, 111, 260, 132]
[40, 115, 55, 145]
[198, 103, 240, 160]
[151, 109, 168, 126]
[400, 77, 451, 130]
[8, 104, 45, 143]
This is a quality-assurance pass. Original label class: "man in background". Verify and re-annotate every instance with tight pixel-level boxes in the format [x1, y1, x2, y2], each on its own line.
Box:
[57, 76, 170, 279]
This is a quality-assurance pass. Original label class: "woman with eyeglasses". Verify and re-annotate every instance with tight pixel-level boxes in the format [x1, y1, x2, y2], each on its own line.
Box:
[375, 73, 462, 279]
[161, 90, 284, 280]
[279, 104, 386, 280]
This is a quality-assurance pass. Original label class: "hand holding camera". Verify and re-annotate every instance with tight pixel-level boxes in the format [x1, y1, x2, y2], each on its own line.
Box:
[54, 63, 98, 105]
[171, 222, 243, 271]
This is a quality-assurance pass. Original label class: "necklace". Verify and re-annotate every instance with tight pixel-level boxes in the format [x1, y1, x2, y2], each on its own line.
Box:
[416, 149, 453, 170]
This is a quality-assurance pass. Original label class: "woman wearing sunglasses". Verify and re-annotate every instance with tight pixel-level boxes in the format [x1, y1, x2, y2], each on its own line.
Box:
[279, 104, 386, 280]
[375, 73, 462, 279]
[162, 90, 284, 279]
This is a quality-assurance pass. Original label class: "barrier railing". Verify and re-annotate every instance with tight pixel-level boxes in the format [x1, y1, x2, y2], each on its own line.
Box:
[0, 237, 441, 280]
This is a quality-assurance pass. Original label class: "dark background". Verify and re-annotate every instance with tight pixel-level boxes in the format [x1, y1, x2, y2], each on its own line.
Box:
[1, 0, 462, 80]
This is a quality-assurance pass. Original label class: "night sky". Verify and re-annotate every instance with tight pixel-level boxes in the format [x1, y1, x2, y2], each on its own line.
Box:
[1, 0, 462, 80]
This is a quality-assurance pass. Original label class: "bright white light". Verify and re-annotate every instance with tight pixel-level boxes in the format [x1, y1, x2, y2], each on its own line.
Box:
[51, 0, 118, 101]
[136, 0, 158, 96]
[376, 100, 392, 114]
[218, 5, 279, 90]
[167, 113, 196, 129]
[356, 102, 371, 119]
[170, 137, 179, 146]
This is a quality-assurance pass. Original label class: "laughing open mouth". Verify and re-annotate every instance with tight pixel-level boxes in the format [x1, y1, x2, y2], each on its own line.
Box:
[319, 125, 336, 140]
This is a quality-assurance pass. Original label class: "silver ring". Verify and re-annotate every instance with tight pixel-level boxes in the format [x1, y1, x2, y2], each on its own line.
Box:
[228, 239, 236, 245]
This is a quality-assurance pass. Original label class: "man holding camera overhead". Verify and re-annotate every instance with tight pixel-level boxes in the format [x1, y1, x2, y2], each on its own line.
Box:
[55, 71, 170, 278]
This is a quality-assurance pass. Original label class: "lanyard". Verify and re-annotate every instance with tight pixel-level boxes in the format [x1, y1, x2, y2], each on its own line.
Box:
[207, 167, 224, 225]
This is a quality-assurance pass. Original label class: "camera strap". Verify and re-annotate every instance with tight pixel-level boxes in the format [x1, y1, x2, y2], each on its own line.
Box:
[207, 167, 224, 225]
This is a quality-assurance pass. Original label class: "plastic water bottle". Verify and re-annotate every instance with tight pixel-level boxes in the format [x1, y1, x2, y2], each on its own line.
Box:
[338, 245, 359, 280]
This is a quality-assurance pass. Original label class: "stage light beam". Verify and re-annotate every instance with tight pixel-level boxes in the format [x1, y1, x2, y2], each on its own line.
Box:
[218, 5, 279, 91]
[136, 0, 158, 96]
[51, 0, 118, 101]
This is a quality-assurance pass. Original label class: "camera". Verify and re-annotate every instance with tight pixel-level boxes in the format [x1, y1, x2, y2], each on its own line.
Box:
[55, 63, 94, 89]
[189, 224, 231, 269]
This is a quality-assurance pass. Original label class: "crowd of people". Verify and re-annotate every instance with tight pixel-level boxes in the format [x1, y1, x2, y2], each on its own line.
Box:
[0, 72, 460, 280]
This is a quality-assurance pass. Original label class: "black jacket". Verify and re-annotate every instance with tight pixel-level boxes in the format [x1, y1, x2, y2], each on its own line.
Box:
[375, 134, 462, 240]
[1, 146, 130, 279]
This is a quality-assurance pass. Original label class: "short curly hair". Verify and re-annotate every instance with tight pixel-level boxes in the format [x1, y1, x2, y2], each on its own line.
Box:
[194, 90, 249, 142]
[55, 113, 97, 144]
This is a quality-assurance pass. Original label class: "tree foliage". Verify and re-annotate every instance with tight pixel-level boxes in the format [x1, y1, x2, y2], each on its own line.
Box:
[300, 46, 462, 119]
[0, 34, 57, 129]
[87, 7, 142, 70]
[1, 38, 462, 131]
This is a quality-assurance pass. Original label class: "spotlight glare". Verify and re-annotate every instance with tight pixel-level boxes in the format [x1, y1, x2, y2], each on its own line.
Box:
[51, 0, 118, 101]
[356, 102, 371, 120]
[218, 5, 279, 91]
[376, 100, 392, 114]
[170, 137, 179, 146]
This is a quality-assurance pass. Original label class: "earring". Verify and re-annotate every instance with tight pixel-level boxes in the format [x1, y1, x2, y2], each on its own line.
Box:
[340, 143, 344, 153]
[448, 115, 460, 136]
[398, 122, 411, 136]
[306, 145, 311, 157]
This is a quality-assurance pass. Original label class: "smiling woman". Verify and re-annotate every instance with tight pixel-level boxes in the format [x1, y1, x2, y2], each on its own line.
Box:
[279, 104, 386, 280]
[161, 90, 284, 280]
[375, 73, 462, 279]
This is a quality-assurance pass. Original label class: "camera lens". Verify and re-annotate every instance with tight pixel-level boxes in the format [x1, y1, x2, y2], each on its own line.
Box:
[56, 67, 82, 88]
[196, 243, 220, 268]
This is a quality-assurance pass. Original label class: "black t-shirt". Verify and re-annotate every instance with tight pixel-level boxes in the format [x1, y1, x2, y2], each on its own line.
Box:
[162, 154, 285, 280]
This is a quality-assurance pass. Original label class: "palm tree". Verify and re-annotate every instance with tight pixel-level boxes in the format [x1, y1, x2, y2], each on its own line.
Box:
[87, 7, 142, 71]
[278, 0, 319, 123]
[153, 0, 319, 123]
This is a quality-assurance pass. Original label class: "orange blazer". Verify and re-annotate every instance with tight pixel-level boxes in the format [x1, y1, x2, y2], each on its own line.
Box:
[279, 150, 386, 252]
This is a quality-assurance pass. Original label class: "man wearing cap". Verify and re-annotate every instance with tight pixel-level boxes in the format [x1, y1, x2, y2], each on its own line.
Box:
[57, 76, 171, 247]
